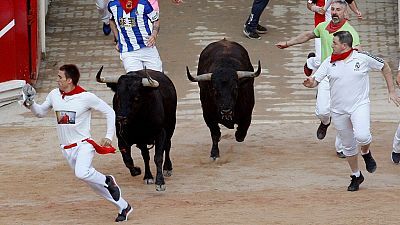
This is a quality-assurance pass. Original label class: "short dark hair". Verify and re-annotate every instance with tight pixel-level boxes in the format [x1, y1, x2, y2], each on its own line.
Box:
[333, 31, 353, 47]
[59, 64, 80, 85]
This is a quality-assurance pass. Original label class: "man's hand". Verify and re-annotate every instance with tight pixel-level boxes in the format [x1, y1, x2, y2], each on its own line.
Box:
[275, 41, 289, 49]
[22, 84, 36, 107]
[388, 91, 400, 107]
[355, 10, 363, 20]
[100, 138, 112, 146]
[146, 34, 157, 47]
[303, 77, 318, 88]
[396, 73, 400, 86]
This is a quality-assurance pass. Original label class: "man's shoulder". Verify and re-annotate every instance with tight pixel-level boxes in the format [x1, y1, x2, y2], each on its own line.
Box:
[356, 51, 384, 63]
[108, 0, 120, 8]
[343, 21, 357, 30]
[316, 21, 330, 29]
[49, 88, 60, 96]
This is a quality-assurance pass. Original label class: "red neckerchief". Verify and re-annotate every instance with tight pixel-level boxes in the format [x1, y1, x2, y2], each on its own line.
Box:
[60, 85, 86, 99]
[325, 19, 347, 33]
[119, 0, 139, 13]
[330, 48, 354, 63]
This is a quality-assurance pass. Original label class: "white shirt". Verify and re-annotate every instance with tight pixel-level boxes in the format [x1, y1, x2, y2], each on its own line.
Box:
[314, 50, 384, 114]
[30, 88, 115, 145]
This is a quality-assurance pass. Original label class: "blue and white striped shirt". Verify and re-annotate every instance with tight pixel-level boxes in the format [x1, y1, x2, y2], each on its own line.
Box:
[108, 0, 159, 53]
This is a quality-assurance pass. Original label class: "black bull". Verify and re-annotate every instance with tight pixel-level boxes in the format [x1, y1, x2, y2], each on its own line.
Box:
[97, 67, 177, 191]
[186, 39, 261, 160]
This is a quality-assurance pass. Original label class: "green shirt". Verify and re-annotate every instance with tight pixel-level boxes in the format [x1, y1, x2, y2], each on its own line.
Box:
[314, 21, 360, 61]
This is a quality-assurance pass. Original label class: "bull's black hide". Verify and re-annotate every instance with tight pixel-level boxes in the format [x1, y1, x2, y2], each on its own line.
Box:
[186, 39, 261, 160]
[97, 68, 177, 191]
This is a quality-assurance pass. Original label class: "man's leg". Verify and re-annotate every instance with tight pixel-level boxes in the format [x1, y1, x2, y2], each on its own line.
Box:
[120, 51, 146, 73]
[351, 104, 376, 173]
[243, 0, 270, 39]
[96, 0, 111, 35]
[315, 78, 331, 140]
[141, 47, 163, 72]
[331, 112, 364, 191]
[391, 123, 400, 164]
[334, 135, 346, 158]
[74, 143, 132, 221]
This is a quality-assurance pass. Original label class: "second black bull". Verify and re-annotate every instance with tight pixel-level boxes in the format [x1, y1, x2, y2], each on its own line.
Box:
[186, 39, 261, 160]
[97, 67, 177, 191]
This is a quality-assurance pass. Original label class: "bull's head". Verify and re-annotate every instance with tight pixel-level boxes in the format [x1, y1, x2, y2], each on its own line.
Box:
[96, 66, 159, 126]
[186, 61, 261, 121]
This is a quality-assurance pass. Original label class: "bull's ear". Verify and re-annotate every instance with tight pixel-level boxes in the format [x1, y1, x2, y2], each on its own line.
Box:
[106, 83, 117, 92]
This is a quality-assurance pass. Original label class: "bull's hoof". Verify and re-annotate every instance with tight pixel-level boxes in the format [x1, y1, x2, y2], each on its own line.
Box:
[235, 131, 246, 142]
[163, 170, 173, 177]
[156, 184, 166, 191]
[209, 156, 219, 161]
[129, 167, 141, 177]
[144, 178, 154, 184]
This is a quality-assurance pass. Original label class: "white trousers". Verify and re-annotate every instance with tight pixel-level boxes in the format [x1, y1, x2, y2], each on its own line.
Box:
[96, 0, 111, 24]
[120, 46, 163, 73]
[307, 38, 322, 71]
[331, 103, 372, 157]
[315, 77, 331, 125]
[392, 123, 400, 153]
[61, 142, 128, 213]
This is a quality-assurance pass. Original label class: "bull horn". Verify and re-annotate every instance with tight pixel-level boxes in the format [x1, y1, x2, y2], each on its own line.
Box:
[186, 66, 212, 82]
[96, 66, 119, 83]
[237, 60, 262, 79]
[142, 77, 159, 87]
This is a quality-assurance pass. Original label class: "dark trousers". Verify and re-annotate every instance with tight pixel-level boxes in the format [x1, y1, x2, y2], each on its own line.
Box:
[245, 0, 270, 31]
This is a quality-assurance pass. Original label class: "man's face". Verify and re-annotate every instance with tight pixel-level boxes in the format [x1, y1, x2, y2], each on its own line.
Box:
[57, 70, 71, 91]
[331, 2, 346, 24]
[332, 36, 345, 54]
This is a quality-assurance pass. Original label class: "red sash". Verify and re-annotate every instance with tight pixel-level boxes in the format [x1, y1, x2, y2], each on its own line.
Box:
[63, 139, 116, 155]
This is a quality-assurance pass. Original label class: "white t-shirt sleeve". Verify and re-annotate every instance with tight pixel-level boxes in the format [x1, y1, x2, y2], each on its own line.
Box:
[30, 93, 53, 117]
[313, 57, 330, 83]
[398, 60, 400, 70]
[359, 51, 385, 71]
[88, 93, 116, 141]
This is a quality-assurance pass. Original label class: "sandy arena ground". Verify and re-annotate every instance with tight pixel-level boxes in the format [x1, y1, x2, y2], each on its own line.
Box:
[1, 0, 400, 224]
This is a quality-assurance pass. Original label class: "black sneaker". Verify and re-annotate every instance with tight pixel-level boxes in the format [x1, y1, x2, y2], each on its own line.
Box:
[362, 151, 377, 173]
[392, 151, 400, 164]
[256, 24, 268, 34]
[316, 122, 330, 140]
[105, 175, 121, 202]
[103, 23, 111, 36]
[336, 151, 346, 158]
[304, 52, 315, 76]
[243, 27, 261, 40]
[347, 172, 364, 191]
[115, 204, 133, 222]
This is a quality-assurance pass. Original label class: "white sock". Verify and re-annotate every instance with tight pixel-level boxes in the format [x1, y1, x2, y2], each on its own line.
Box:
[352, 170, 361, 177]
[361, 150, 370, 155]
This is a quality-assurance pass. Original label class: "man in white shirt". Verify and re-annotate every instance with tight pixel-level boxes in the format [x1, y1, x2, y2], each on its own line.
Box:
[303, 31, 400, 191]
[23, 64, 133, 222]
